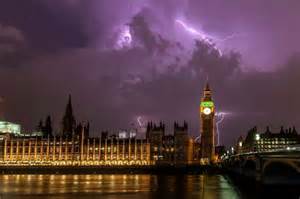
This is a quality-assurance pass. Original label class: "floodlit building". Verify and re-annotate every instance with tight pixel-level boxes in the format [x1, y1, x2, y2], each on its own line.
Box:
[118, 129, 137, 139]
[0, 121, 195, 166]
[146, 121, 194, 165]
[0, 121, 21, 136]
[236, 126, 300, 153]
[0, 88, 214, 166]
[0, 125, 151, 166]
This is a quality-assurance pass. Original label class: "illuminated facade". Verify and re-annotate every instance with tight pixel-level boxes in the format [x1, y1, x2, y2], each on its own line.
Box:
[0, 126, 151, 166]
[236, 126, 300, 153]
[200, 83, 216, 163]
[0, 122, 195, 166]
[0, 121, 21, 135]
[0, 93, 198, 167]
[146, 122, 194, 165]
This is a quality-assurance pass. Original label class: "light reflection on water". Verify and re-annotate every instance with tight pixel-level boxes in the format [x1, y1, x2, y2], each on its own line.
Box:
[0, 174, 241, 199]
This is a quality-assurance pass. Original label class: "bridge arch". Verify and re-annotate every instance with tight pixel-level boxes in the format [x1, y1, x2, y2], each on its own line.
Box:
[263, 161, 299, 177]
[243, 159, 256, 171]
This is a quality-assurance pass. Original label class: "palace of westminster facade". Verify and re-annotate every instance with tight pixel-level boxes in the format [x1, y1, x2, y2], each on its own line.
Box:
[0, 85, 218, 166]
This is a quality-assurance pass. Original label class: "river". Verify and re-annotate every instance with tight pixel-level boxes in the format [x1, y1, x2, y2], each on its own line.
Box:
[0, 174, 299, 199]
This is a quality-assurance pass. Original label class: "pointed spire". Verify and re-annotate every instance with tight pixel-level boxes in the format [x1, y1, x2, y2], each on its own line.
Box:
[205, 82, 210, 91]
[67, 94, 72, 109]
[280, 126, 284, 134]
[184, 121, 188, 129]
[45, 115, 53, 137]
[202, 81, 212, 100]
[253, 126, 257, 132]
[265, 126, 271, 134]
[292, 126, 297, 134]
[62, 94, 76, 137]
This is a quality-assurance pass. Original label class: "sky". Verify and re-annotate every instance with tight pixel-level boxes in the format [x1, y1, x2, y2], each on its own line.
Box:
[0, 0, 300, 146]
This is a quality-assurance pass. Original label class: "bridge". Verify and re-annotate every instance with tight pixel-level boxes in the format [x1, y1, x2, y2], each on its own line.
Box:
[222, 147, 300, 185]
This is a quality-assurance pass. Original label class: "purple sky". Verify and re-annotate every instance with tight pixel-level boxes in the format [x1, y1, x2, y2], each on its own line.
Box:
[0, 0, 300, 146]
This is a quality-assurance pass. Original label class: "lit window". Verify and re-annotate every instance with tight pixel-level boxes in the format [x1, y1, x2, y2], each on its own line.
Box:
[239, 141, 243, 147]
[255, 134, 260, 141]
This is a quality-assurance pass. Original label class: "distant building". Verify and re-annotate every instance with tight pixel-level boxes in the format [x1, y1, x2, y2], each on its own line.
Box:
[118, 129, 137, 139]
[118, 130, 127, 139]
[0, 121, 21, 136]
[215, 145, 226, 162]
[237, 126, 300, 153]
[20, 131, 44, 137]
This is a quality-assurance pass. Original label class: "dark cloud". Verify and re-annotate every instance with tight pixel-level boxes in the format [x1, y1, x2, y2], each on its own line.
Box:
[118, 50, 300, 145]
[0, 0, 300, 146]
[129, 13, 166, 54]
[186, 0, 300, 68]
[0, 24, 29, 68]
[2, 35, 299, 146]
[0, 0, 87, 51]
[188, 40, 241, 81]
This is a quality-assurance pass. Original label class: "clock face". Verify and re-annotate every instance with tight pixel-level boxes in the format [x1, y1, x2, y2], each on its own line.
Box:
[203, 107, 212, 115]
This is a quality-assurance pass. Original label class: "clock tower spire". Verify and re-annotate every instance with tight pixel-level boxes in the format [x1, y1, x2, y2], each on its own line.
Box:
[200, 82, 215, 164]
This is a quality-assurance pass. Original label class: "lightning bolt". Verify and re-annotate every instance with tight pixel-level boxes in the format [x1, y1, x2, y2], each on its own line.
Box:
[175, 19, 213, 41]
[194, 135, 201, 143]
[175, 19, 246, 56]
[215, 111, 233, 146]
[137, 116, 143, 128]
[175, 19, 222, 56]
[116, 25, 132, 49]
[216, 112, 226, 146]
[195, 112, 231, 145]
[216, 33, 247, 43]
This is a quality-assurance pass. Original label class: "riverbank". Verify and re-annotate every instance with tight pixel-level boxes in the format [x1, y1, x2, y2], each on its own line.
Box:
[0, 164, 222, 174]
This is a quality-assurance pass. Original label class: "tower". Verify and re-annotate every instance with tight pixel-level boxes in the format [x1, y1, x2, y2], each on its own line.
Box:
[62, 95, 76, 137]
[174, 121, 190, 164]
[200, 83, 215, 163]
[146, 122, 165, 162]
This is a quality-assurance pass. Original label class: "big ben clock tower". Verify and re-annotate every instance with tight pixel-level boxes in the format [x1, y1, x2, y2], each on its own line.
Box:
[200, 83, 215, 163]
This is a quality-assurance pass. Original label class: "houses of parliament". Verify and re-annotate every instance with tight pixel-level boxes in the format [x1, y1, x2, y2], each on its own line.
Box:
[0, 85, 218, 166]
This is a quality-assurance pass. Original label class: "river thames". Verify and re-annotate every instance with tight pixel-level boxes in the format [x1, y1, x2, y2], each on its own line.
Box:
[0, 174, 299, 199]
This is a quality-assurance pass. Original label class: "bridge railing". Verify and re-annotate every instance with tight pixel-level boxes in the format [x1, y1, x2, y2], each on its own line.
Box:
[221, 146, 300, 161]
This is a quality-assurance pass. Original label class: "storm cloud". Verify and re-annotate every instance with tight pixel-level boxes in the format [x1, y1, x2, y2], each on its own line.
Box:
[0, 0, 300, 146]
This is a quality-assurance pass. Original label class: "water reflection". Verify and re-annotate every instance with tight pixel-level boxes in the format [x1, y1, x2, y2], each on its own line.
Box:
[0, 174, 298, 199]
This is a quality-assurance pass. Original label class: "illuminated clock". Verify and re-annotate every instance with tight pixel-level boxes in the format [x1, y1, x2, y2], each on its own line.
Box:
[203, 107, 212, 115]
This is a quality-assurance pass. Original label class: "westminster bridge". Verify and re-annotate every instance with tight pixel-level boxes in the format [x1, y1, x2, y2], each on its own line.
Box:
[221, 147, 300, 185]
